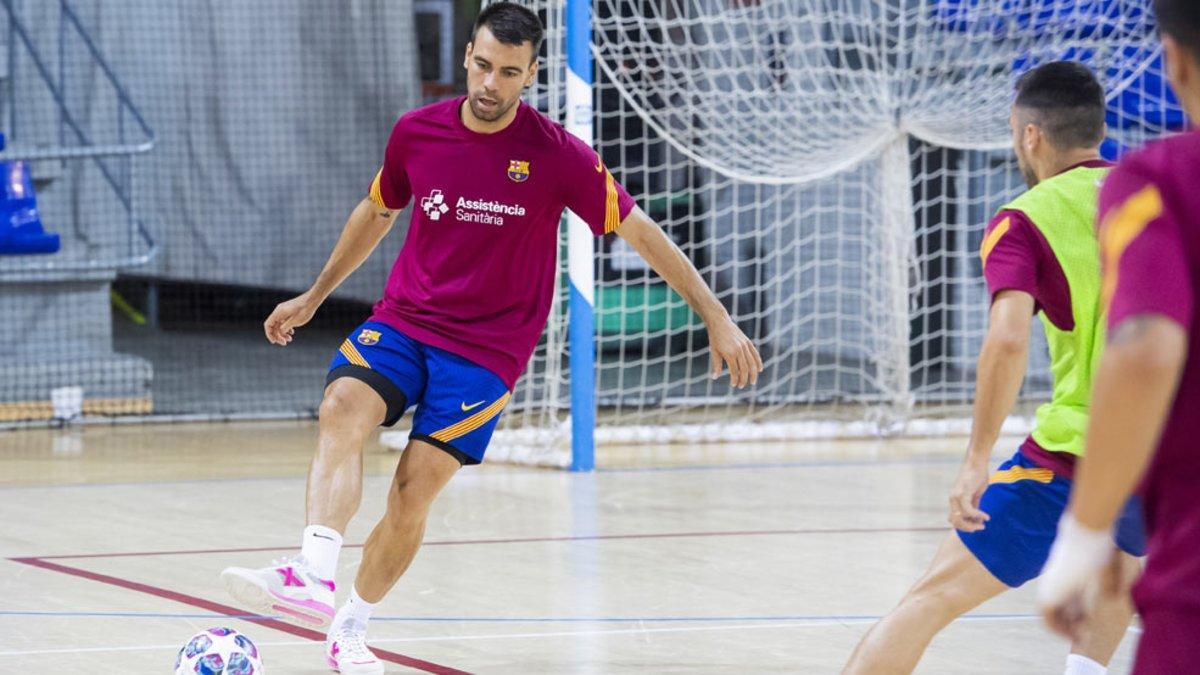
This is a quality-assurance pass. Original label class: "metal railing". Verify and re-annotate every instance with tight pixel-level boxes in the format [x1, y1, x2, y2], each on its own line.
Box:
[0, 0, 156, 280]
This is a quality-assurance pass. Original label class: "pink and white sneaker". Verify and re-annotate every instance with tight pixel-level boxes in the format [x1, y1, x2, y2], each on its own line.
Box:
[220, 556, 335, 628]
[326, 625, 385, 674]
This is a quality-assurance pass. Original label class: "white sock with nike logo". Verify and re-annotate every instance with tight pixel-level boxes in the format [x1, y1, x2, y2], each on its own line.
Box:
[301, 524, 343, 581]
[346, 585, 376, 628]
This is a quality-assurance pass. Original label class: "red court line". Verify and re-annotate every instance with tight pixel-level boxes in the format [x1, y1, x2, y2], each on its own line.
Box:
[9, 556, 470, 675]
[28, 525, 947, 561]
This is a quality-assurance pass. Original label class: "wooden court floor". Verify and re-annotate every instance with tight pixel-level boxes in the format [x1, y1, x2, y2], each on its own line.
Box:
[0, 421, 1138, 673]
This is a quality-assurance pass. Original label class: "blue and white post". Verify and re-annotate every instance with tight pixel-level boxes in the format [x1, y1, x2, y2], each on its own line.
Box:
[565, 0, 595, 472]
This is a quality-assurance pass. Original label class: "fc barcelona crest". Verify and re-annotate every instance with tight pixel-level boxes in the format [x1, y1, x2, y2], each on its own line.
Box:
[507, 160, 530, 183]
[357, 329, 382, 346]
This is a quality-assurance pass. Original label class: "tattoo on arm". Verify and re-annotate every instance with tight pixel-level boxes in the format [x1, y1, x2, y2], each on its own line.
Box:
[377, 210, 393, 219]
[1109, 316, 1156, 345]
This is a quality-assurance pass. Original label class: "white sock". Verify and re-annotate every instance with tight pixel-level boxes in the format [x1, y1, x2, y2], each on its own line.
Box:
[1064, 654, 1107, 675]
[347, 586, 376, 624]
[299, 525, 343, 581]
[333, 586, 377, 634]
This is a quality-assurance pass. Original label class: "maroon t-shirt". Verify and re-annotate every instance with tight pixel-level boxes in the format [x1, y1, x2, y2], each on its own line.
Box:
[366, 97, 636, 388]
[1099, 131, 1200, 615]
[980, 160, 1113, 478]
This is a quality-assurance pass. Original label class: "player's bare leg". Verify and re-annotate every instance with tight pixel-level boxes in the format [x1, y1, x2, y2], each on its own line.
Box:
[222, 378, 385, 629]
[354, 440, 460, 600]
[307, 378, 387, 531]
[325, 440, 460, 674]
[844, 533, 1007, 674]
[846, 534, 1135, 674]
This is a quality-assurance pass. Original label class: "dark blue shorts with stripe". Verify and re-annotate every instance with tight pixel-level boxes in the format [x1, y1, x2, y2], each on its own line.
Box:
[326, 321, 511, 465]
[957, 448, 1146, 587]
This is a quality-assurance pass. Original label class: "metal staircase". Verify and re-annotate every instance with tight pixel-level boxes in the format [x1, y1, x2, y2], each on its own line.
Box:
[0, 0, 157, 422]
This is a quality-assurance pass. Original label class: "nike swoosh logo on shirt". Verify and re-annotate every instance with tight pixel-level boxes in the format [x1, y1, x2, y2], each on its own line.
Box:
[594, 157, 603, 173]
[461, 400, 486, 412]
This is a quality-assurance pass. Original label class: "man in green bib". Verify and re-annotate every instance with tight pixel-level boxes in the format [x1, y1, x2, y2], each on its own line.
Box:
[844, 62, 1145, 675]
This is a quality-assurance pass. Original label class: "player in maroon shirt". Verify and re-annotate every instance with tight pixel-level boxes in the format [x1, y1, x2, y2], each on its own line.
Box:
[1039, 1, 1200, 672]
[219, 4, 762, 672]
[848, 62, 1141, 675]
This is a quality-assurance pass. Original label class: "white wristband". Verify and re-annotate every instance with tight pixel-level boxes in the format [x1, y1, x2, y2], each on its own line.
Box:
[1037, 513, 1113, 607]
[1055, 513, 1113, 568]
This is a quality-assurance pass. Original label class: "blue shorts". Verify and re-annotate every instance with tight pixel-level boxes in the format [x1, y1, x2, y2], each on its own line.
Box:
[957, 449, 1146, 587]
[325, 321, 511, 465]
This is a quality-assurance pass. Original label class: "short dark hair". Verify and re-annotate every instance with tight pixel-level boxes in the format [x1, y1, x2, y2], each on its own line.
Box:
[472, 2, 544, 61]
[1154, 0, 1200, 59]
[1014, 61, 1107, 149]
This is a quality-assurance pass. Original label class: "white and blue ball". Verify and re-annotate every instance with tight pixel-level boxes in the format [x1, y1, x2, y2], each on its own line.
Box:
[174, 627, 263, 674]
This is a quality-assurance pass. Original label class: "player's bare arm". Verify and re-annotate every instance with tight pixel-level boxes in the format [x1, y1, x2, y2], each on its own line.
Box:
[614, 205, 764, 389]
[1072, 316, 1187, 530]
[949, 289, 1035, 532]
[1039, 315, 1187, 639]
[263, 198, 400, 346]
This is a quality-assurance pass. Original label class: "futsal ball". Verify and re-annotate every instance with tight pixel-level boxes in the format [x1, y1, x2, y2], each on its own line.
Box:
[174, 627, 264, 674]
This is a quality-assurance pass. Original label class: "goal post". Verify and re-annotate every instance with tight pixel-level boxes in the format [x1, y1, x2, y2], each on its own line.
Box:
[565, 0, 596, 472]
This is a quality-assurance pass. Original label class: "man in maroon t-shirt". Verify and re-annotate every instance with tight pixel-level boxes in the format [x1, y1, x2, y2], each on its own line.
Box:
[1039, 1, 1200, 672]
[219, 4, 762, 671]
[847, 62, 1140, 675]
